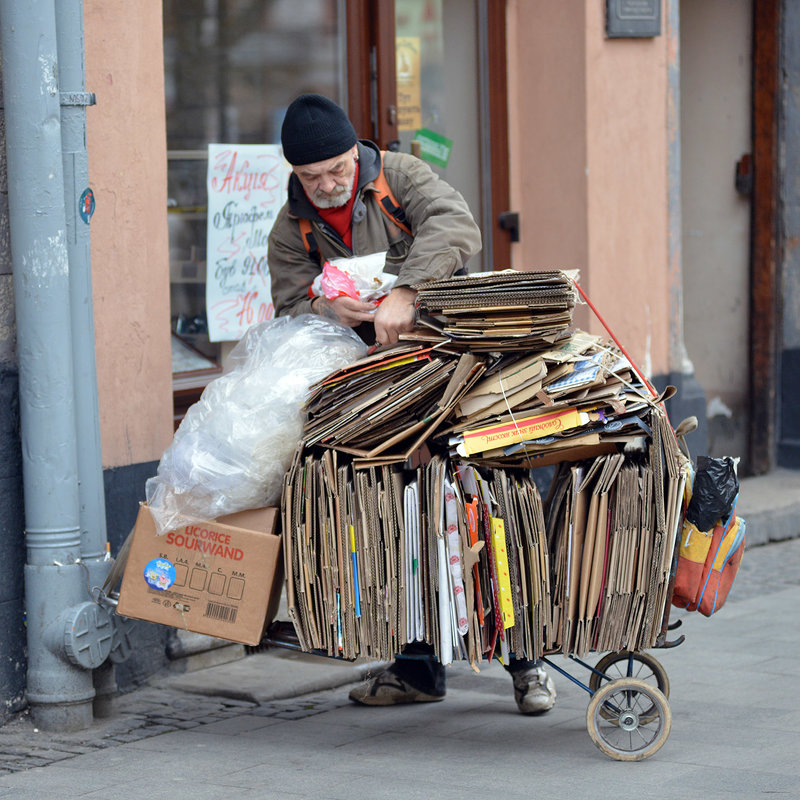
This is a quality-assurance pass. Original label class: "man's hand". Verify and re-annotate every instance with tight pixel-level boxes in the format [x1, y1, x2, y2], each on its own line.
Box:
[312, 295, 376, 327]
[373, 286, 418, 346]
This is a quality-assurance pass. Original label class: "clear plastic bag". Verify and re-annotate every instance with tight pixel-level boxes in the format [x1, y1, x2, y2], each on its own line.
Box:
[145, 315, 367, 535]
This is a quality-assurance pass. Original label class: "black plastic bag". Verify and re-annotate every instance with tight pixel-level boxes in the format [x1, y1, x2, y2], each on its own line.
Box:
[685, 455, 739, 532]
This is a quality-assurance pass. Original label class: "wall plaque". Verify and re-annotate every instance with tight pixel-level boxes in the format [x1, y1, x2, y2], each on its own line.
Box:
[606, 0, 661, 38]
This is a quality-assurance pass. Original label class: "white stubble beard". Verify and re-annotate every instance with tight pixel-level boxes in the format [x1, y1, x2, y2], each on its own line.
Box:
[312, 172, 356, 209]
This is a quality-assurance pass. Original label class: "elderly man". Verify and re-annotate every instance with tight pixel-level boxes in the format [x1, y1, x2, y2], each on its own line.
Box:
[268, 93, 556, 714]
[268, 93, 481, 346]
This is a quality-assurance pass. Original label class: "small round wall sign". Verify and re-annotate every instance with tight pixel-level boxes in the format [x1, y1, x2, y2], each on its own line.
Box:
[79, 188, 95, 223]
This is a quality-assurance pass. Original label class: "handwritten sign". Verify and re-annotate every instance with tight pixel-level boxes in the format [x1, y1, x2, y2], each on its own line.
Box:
[206, 144, 290, 341]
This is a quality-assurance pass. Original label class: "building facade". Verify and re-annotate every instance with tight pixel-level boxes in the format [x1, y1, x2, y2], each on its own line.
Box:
[0, 0, 795, 721]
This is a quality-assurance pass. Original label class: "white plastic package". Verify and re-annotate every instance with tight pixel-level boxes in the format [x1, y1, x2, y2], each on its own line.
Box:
[309, 251, 396, 302]
[145, 314, 367, 535]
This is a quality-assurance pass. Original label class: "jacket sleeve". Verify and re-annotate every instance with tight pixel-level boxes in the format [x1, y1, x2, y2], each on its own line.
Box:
[381, 152, 482, 287]
[267, 205, 319, 317]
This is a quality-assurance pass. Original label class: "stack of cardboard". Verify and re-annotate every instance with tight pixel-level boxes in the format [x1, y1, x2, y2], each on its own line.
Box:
[281, 269, 689, 665]
[415, 268, 577, 350]
[441, 330, 657, 468]
[544, 409, 685, 659]
[303, 346, 485, 465]
[282, 451, 554, 665]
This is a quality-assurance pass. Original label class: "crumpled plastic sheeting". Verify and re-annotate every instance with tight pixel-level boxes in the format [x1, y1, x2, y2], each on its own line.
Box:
[146, 315, 367, 535]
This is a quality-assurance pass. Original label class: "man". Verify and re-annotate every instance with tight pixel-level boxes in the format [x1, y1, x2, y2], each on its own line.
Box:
[268, 92, 481, 345]
[269, 93, 556, 714]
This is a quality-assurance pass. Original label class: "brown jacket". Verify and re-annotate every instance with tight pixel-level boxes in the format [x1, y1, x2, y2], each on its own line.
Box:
[268, 140, 482, 317]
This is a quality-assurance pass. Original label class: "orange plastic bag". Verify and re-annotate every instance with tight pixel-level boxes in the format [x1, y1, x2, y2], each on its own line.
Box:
[672, 510, 746, 616]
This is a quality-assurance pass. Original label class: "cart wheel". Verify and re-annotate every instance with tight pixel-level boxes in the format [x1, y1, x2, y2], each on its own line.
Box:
[586, 678, 671, 761]
[590, 651, 669, 722]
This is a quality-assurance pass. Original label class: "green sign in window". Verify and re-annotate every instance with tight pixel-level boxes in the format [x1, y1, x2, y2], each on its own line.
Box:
[414, 128, 453, 168]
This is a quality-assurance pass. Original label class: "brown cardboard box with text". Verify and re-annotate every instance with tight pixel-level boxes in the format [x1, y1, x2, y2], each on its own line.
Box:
[117, 504, 282, 645]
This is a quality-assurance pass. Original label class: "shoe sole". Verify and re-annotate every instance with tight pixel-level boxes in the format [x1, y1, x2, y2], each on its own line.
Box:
[348, 692, 446, 707]
[517, 702, 555, 716]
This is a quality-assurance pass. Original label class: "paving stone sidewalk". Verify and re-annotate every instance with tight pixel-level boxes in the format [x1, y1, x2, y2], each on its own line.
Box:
[0, 688, 353, 775]
[721, 531, 800, 599]
[2, 535, 798, 776]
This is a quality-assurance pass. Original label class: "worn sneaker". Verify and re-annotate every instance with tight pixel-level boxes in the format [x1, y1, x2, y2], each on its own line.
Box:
[348, 670, 446, 706]
[513, 664, 556, 715]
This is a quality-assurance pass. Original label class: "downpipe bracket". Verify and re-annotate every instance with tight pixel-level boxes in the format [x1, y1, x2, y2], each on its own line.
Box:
[60, 91, 96, 107]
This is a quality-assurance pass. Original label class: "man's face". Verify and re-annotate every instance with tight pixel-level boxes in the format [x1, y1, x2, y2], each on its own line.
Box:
[293, 145, 358, 209]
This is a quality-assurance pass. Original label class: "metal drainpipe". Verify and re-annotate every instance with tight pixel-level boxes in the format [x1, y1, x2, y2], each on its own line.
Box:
[0, 0, 111, 731]
[54, 0, 117, 717]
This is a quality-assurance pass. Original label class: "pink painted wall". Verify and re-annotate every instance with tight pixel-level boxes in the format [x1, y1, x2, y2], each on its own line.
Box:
[506, 2, 588, 274]
[507, 0, 673, 378]
[84, 1, 174, 467]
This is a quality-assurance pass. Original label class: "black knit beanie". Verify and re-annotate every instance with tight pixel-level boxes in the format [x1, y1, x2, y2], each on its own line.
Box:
[281, 94, 358, 166]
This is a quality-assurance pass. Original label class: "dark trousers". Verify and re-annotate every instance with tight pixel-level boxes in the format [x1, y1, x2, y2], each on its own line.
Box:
[390, 641, 538, 696]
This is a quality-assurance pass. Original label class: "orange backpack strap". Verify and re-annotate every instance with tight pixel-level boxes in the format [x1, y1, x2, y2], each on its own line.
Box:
[374, 152, 413, 237]
[298, 217, 321, 264]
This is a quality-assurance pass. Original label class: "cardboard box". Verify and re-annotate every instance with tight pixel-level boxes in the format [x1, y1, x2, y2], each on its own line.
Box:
[117, 504, 282, 646]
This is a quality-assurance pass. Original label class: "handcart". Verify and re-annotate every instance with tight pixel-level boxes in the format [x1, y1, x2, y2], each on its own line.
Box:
[118, 270, 716, 763]
[102, 271, 743, 767]
[539, 606, 685, 761]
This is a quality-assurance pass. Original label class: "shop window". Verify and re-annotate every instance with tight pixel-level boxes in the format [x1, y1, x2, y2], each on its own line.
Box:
[163, 0, 344, 413]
